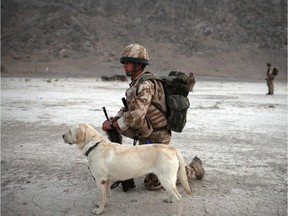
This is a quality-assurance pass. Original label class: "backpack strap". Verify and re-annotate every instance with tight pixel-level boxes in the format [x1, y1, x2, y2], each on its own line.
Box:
[134, 71, 159, 93]
[134, 71, 167, 128]
[136, 71, 159, 84]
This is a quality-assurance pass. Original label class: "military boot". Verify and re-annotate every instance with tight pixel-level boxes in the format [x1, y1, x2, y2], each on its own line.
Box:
[144, 173, 162, 190]
[186, 156, 205, 180]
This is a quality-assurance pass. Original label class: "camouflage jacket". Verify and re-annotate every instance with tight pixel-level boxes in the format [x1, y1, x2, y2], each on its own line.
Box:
[266, 66, 276, 81]
[117, 71, 168, 138]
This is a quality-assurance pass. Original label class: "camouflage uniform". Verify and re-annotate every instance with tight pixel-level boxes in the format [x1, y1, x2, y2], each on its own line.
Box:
[116, 71, 171, 144]
[187, 72, 196, 92]
[266, 63, 276, 95]
[108, 44, 204, 190]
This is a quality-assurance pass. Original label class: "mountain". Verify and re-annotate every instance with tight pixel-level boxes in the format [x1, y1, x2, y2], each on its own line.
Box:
[1, 0, 287, 80]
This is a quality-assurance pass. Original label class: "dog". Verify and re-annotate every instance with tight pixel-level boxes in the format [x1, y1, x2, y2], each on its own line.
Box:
[62, 123, 192, 215]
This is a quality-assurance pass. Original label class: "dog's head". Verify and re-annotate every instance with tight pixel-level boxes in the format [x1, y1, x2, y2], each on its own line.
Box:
[62, 123, 100, 150]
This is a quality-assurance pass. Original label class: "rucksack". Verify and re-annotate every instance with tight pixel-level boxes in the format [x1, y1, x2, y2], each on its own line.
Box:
[137, 71, 190, 132]
[272, 67, 278, 76]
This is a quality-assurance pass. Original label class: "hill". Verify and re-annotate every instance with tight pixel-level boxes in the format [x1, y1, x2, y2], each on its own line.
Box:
[1, 0, 287, 80]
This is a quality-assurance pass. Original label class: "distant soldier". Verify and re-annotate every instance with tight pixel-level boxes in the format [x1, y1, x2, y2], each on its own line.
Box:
[187, 72, 196, 91]
[265, 62, 278, 95]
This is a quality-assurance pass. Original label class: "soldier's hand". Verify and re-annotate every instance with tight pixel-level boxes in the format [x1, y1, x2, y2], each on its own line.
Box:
[110, 116, 120, 122]
[102, 120, 114, 132]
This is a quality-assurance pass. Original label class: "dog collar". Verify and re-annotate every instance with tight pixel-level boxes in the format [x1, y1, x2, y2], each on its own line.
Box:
[85, 141, 102, 157]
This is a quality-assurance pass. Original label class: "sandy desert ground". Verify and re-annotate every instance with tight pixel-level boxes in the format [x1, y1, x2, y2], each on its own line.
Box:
[1, 77, 287, 216]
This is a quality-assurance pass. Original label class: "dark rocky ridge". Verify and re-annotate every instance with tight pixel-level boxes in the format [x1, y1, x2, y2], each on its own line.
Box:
[1, 0, 287, 80]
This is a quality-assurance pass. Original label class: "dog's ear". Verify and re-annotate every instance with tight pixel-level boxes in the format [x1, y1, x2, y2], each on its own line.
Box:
[75, 127, 86, 143]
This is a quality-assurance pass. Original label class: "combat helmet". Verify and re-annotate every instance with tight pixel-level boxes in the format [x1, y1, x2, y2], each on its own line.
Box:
[120, 44, 149, 65]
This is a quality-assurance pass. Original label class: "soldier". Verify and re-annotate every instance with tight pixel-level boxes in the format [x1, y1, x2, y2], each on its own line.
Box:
[265, 62, 278, 95]
[187, 72, 196, 91]
[102, 44, 204, 190]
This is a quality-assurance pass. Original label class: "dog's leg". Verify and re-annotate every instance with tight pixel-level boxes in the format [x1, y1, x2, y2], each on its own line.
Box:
[162, 187, 183, 216]
[158, 175, 183, 216]
[158, 173, 181, 202]
[93, 179, 108, 215]
[161, 183, 182, 203]
[106, 179, 111, 199]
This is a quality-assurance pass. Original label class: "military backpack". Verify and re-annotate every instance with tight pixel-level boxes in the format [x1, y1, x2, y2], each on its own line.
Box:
[272, 67, 279, 76]
[137, 71, 190, 132]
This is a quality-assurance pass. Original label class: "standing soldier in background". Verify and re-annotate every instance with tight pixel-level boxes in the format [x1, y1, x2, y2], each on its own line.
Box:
[187, 72, 196, 91]
[265, 62, 278, 95]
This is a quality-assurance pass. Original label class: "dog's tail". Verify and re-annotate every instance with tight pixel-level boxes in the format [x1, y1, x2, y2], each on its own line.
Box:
[176, 150, 192, 195]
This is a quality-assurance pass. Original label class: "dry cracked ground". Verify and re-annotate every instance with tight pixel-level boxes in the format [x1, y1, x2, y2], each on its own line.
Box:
[1, 77, 287, 216]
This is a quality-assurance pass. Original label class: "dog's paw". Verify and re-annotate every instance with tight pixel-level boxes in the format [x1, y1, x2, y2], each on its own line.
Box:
[93, 207, 104, 215]
[163, 198, 174, 203]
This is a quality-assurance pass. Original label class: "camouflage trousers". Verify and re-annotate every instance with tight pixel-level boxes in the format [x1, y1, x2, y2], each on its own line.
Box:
[120, 128, 171, 145]
[267, 80, 274, 94]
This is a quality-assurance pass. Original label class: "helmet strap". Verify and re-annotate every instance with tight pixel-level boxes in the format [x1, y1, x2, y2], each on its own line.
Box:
[132, 63, 140, 73]
[126, 63, 141, 77]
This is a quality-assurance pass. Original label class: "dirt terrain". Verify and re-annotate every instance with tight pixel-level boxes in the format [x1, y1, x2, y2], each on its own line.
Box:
[1, 0, 287, 215]
[1, 77, 287, 216]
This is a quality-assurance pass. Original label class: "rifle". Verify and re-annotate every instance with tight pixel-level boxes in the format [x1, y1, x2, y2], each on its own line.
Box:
[102, 107, 122, 143]
[122, 97, 139, 146]
[102, 106, 135, 192]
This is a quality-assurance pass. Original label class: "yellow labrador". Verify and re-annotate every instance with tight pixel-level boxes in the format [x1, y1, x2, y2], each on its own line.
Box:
[62, 123, 192, 215]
